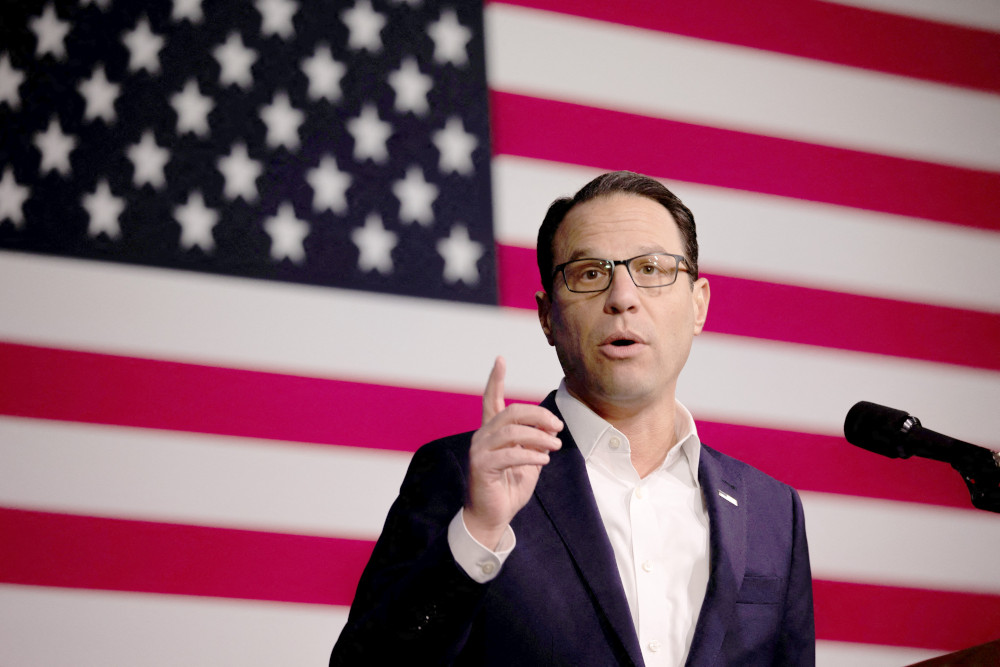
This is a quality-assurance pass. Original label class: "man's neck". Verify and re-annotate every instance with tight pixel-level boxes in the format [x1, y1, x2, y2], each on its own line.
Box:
[570, 388, 679, 479]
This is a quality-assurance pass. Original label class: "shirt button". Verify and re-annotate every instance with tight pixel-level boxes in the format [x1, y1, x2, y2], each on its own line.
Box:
[648, 640, 662, 652]
[609, 436, 621, 450]
[634, 486, 646, 499]
[641, 560, 653, 573]
[480, 562, 495, 575]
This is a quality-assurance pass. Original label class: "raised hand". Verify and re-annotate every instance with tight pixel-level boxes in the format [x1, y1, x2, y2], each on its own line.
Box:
[464, 356, 563, 550]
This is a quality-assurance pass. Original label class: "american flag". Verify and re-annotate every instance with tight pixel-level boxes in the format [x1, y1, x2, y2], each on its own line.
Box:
[1, 0, 999, 664]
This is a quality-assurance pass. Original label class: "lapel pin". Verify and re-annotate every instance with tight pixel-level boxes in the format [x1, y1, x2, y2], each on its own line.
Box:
[718, 490, 738, 506]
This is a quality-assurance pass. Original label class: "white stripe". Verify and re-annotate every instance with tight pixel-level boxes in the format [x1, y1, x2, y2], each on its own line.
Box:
[0, 584, 347, 667]
[3, 416, 998, 596]
[802, 491, 1000, 594]
[485, 4, 1000, 172]
[493, 156, 1000, 312]
[822, 0, 1000, 33]
[817, 640, 942, 667]
[0, 416, 409, 540]
[2, 250, 999, 446]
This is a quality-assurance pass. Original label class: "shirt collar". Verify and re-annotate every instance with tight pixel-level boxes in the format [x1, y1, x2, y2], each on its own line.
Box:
[554, 380, 702, 485]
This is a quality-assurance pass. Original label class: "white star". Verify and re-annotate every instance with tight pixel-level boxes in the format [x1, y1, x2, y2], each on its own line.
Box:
[174, 191, 218, 251]
[127, 131, 170, 189]
[82, 180, 125, 239]
[392, 166, 437, 226]
[301, 45, 345, 102]
[217, 143, 262, 201]
[30, 4, 71, 60]
[256, 0, 298, 39]
[34, 118, 76, 176]
[351, 213, 397, 274]
[214, 33, 258, 89]
[0, 55, 25, 109]
[433, 116, 477, 175]
[0, 168, 30, 227]
[341, 0, 386, 53]
[123, 17, 165, 75]
[78, 66, 119, 123]
[306, 156, 351, 214]
[264, 202, 310, 263]
[428, 8, 471, 66]
[171, 79, 213, 137]
[437, 224, 483, 286]
[172, 0, 204, 23]
[346, 104, 392, 163]
[388, 56, 432, 116]
[260, 91, 304, 150]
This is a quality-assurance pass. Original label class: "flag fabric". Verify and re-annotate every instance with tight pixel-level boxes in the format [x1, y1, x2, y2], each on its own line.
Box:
[2, 1, 999, 665]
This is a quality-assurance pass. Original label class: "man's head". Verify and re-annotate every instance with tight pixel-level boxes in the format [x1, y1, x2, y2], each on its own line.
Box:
[537, 171, 699, 296]
[535, 171, 710, 417]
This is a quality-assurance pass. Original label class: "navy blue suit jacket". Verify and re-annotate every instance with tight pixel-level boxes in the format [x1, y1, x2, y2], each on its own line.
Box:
[331, 393, 815, 665]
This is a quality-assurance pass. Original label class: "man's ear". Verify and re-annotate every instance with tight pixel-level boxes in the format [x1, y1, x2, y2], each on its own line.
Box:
[536, 290, 555, 346]
[692, 277, 710, 335]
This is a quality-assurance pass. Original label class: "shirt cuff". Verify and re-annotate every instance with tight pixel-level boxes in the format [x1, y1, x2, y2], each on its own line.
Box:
[447, 509, 516, 583]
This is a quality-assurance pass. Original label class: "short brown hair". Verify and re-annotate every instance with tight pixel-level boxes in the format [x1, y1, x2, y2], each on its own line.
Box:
[536, 171, 699, 294]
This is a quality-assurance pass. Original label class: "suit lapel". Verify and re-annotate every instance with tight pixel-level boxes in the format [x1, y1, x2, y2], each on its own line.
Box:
[686, 445, 746, 666]
[532, 394, 645, 667]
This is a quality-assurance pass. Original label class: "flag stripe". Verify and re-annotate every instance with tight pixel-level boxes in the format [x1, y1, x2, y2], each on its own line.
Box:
[0, 507, 371, 607]
[0, 341, 481, 453]
[813, 579, 1000, 651]
[0, 341, 985, 512]
[2, 506, 997, 652]
[0, 415, 410, 541]
[491, 0, 1000, 94]
[0, 585, 350, 667]
[485, 4, 1000, 173]
[3, 251, 999, 446]
[0, 586, 943, 667]
[5, 416, 999, 594]
[497, 243, 1000, 372]
[490, 92, 1000, 233]
[493, 156, 1000, 314]
[701, 423, 972, 510]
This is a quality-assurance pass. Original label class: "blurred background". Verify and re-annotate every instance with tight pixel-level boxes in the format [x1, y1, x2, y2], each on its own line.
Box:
[1, 0, 998, 664]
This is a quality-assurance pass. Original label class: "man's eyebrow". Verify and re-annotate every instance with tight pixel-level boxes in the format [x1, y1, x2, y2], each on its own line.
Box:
[563, 247, 669, 262]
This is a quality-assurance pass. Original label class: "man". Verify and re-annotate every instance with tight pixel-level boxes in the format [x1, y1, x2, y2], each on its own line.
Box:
[331, 171, 815, 665]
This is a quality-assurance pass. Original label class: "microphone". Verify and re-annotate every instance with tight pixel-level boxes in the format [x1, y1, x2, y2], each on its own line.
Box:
[844, 401, 1000, 513]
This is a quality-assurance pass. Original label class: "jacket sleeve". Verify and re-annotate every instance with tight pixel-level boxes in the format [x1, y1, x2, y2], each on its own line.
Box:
[330, 435, 487, 665]
[774, 485, 816, 665]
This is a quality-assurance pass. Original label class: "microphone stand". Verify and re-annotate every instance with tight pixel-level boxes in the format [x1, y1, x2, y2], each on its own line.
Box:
[899, 417, 1000, 514]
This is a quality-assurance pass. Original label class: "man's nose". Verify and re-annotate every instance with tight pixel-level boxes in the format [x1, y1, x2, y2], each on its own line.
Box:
[603, 266, 641, 313]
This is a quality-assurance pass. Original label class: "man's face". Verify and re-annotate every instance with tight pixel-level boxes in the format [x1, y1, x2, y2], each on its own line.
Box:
[536, 193, 710, 416]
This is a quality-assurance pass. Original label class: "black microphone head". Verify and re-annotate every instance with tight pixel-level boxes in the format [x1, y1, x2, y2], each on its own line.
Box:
[844, 401, 919, 459]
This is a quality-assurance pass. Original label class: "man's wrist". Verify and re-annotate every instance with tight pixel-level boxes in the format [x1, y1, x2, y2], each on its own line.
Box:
[447, 509, 515, 583]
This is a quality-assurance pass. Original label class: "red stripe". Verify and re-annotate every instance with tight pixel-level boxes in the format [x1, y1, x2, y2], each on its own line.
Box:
[814, 579, 1000, 651]
[3, 507, 997, 651]
[0, 341, 982, 511]
[492, 0, 1000, 94]
[0, 507, 371, 606]
[698, 421, 973, 510]
[490, 91, 1000, 233]
[498, 243, 1000, 372]
[0, 341, 482, 452]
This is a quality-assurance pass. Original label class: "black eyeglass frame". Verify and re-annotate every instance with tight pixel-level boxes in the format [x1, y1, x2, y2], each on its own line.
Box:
[551, 252, 690, 293]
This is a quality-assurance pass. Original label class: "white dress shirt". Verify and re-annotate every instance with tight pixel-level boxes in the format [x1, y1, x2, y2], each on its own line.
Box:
[449, 383, 710, 666]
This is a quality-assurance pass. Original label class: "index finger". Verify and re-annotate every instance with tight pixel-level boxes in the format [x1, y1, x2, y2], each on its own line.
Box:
[482, 355, 506, 425]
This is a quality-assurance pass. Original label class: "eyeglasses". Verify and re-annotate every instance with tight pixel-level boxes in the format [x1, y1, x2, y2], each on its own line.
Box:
[552, 253, 689, 293]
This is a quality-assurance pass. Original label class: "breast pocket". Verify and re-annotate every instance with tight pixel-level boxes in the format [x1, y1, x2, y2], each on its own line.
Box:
[736, 575, 786, 605]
